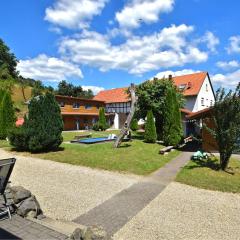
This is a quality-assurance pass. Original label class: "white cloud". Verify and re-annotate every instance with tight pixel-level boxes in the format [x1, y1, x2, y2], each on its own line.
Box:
[45, 0, 108, 29]
[199, 31, 219, 52]
[59, 24, 208, 75]
[116, 0, 174, 29]
[227, 36, 240, 54]
[211, 69, 240, 87]
[82, 85, 104, 94]
[17, 54, 83, 82]
[155, 69, 200, 79]
[216, 60, 240, 70]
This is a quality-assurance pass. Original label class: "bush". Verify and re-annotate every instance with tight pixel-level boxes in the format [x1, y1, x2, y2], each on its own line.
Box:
[9, 93, 63, 152]
[144, 110, 157, 143]
[8, 127, 29, 151]
[162, 86, 183, 146]
[0, 90, 16, 139]
[130, 118, 138, 131]
[93, 107, 109, 131]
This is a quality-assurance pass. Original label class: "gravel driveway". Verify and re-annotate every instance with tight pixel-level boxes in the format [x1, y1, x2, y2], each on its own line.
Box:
[114, 182, 240, 240]
[0, 149, 140, 221]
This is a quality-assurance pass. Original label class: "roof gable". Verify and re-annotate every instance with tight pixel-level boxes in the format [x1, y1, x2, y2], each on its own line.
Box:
[173, 72, 207, 96]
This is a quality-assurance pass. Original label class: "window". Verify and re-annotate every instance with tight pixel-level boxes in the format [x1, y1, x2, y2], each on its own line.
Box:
[73, 103, 80, 109]
[201, 98, 204, 106]
[85, 104, 92, 110]
[59, 102, 65, 108]
[210, 100, 213, 106]
[84, 118, 88, 124]
[178, 84, 187, 91]
[206, 84, 208, 92]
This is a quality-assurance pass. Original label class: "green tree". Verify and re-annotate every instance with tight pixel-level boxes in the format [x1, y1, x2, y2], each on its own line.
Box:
[0, 90, 16, 139]
[93, 107, 109, 131]
[144, 110, 157, 143]
[0, 38, 18, 78]
[207, 84, 240, 170]
[136, 77, 184, 141]
[130, 118, 138, 131]
[9, 93, 63, 152]
[56, 80, 94, 99]
[162, 85, 183, 146]
[31, 80, 44, 97]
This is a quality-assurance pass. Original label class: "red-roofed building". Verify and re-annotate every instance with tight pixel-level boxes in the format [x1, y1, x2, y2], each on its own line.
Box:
[93, 88, 131, 128]
[94, 72, 215, 135]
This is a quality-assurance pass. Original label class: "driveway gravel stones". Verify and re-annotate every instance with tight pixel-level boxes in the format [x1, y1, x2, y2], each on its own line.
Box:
[113, 182, 240, 240]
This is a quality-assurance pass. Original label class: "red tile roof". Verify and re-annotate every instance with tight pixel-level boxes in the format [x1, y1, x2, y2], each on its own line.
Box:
[93, 87, 130, 103]
[93, 72, 208, 103]
[172, 72, 207, 96]
[180, 108, 192, 115]
[187, 107, 213, 119]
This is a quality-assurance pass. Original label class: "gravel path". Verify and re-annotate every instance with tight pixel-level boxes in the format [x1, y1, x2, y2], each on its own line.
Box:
[0, 149, 140, 221]
[114, 182, 240, 240]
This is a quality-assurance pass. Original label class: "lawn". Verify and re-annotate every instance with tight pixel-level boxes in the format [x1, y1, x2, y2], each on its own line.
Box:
[176, 156, 240, 193]
[4, 131, 180, 175]
[0, 140, 10, 148]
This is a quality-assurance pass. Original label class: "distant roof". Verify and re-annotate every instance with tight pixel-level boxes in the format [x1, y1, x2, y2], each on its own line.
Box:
[172, 72, 208, 96]
[187, 107, 213, 119]
[93, 87, 130, 103]
[16, 118, 24, 127]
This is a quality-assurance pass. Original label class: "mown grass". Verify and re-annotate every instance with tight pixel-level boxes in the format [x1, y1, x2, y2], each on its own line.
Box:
[176, 156, 240, 193]
[6, 131, 180, 175]
[0, 140, 10, 148]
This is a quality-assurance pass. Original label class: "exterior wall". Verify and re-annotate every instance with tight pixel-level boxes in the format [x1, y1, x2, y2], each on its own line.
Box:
[55, 96, 105, 115]
[62, 115, 98, 130]
[105, 102, 131, 114]
[195, 76, 215, 112]
[184, 76, 215, 113]
[55, 96, 106, 131]
[184, 96, 197, 112]
[105, 102, 131, 129]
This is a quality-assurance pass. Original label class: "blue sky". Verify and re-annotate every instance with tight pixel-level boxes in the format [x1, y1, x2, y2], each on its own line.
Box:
[1, 0, 240, 93]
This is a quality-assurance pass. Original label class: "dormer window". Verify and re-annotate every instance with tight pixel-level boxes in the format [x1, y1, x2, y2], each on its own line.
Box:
[178, 84, 187, 91]
[73, 103, 80, 109]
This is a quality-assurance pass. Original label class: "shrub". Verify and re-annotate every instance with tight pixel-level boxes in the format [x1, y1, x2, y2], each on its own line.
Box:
[94, 107, 109, 131]
[162, 86, 183, 146]
[144, 110, 157, 143]
[8, 127, 29, 151]
[9, 93, 63, 152]
[130, 118, 138, 131]
[0, 90, 16, 139]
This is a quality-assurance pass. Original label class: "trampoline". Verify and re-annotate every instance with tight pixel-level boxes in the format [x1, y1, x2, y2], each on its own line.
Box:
[77, 137, 116, 144]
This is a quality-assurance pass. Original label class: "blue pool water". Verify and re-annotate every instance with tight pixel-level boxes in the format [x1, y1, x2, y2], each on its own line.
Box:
[79, 137, 112, 144]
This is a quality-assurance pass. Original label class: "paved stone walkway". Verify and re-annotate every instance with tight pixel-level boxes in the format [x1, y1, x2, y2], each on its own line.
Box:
[74, 151, 192, 236]
[0, 214, 68, 240]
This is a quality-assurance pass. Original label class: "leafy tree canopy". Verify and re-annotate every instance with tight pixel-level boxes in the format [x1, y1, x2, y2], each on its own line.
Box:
[56, 80, 94, 99]
[207, 83, 240, 170]
[0, 38, 18, 78]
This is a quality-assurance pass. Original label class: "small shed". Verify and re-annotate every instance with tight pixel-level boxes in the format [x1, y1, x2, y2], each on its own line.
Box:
[187, 107, 218, 152]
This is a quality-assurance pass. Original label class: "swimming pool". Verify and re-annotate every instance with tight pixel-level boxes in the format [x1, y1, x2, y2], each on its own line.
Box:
[78, 137, 115, 144]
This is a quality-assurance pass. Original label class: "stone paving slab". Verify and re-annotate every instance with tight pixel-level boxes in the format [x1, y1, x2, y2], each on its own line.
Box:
[74, 181, 165, 236]
[0, 214, 68, 240]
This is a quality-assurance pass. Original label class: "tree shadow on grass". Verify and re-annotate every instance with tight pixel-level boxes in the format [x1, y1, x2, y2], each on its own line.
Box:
[185, 157, 220, 171]
[9, 146, 65, 154]
[117, 144, 131, 148]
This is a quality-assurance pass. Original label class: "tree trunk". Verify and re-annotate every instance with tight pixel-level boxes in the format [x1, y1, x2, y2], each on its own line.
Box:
[220, 152, 231, 170]
[114, 84, 137, 148]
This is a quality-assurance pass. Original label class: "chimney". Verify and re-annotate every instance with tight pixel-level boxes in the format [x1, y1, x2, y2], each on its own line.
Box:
[168, 74, 173, 80]
[188, 81, 192, 89]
